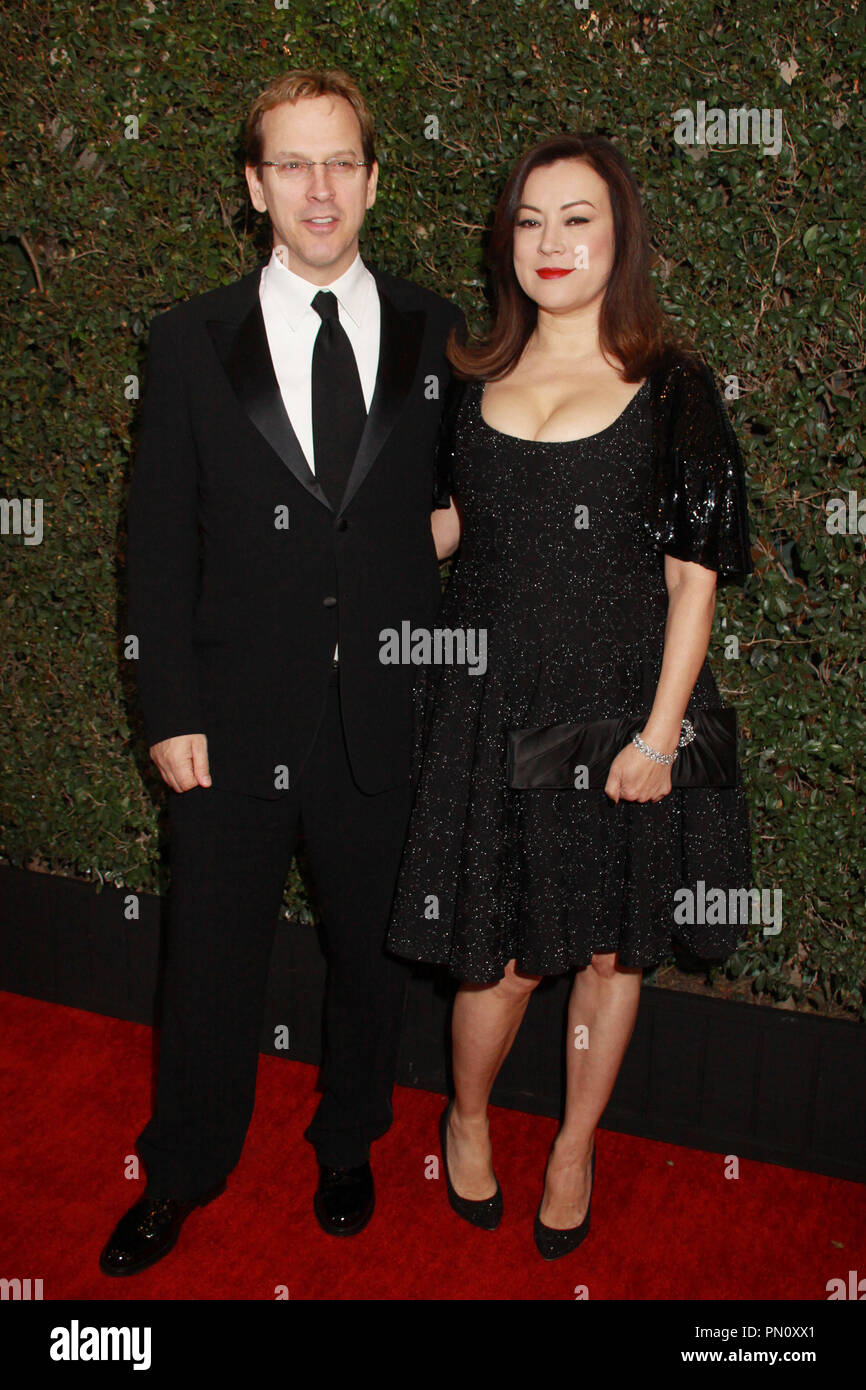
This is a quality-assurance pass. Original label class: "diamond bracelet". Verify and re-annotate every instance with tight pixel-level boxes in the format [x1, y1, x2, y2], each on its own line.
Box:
[631, 718, 696, 766]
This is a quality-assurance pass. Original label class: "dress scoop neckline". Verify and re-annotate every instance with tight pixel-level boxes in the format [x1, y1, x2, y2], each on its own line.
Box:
[477, 376, 650, 445]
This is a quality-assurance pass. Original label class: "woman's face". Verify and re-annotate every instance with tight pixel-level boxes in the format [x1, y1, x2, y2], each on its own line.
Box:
[511, 158, 616, 317]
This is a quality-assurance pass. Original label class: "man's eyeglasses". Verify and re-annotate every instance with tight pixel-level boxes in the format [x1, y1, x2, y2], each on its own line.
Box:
[260, 159, 370, 180]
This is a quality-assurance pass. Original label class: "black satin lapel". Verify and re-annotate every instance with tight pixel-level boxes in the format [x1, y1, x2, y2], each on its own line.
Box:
[207, 303, 332, 511]
[338, 287, 424, 515]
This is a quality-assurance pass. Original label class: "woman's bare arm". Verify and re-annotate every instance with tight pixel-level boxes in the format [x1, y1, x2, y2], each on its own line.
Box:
[432, 499, 462, 560]
[605, 554, 717, 803]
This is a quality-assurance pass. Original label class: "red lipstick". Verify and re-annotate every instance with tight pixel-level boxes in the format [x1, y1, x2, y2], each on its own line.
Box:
[536, 267, 574, 279]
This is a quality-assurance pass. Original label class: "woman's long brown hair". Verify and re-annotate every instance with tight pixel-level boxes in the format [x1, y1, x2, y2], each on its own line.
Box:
[448, 133, 692, 383]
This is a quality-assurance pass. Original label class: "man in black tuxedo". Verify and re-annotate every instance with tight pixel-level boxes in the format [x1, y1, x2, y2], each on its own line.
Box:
[100, 69, 461, 1275]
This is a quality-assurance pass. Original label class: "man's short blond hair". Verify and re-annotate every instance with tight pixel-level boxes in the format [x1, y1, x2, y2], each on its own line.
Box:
[245, 68, 376, 172]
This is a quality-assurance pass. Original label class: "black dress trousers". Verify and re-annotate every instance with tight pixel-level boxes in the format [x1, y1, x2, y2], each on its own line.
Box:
[136, 670, 413, 1200]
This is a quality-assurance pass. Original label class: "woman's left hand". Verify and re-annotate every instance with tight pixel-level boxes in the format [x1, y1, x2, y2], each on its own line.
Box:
[604, 743, 673, 803]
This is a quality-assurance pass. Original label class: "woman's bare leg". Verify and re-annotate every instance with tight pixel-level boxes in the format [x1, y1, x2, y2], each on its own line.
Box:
[539, 952, 642, 1227]
[446, 959, 542, 1199]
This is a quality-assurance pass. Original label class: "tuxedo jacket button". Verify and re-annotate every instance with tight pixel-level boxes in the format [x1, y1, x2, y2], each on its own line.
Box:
[335, 518, 348, 531]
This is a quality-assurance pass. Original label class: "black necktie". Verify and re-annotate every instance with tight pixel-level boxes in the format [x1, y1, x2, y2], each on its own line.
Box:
[310, 290, 366, 510]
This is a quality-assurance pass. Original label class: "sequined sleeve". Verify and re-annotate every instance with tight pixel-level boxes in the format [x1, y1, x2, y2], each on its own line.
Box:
[647, 357, 754, 580]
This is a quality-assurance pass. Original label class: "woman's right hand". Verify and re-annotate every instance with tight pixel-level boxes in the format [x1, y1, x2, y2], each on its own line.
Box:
[432, 499, 462, 559]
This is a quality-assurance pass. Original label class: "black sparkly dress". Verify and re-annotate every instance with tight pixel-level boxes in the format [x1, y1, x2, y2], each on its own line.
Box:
[386, 353, 754, 984]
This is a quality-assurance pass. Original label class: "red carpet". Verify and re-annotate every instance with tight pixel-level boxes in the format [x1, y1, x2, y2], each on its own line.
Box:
[0, 990, 862, 1301]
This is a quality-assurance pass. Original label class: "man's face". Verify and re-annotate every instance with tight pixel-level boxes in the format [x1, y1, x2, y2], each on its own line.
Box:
[245, 94, 378, 285]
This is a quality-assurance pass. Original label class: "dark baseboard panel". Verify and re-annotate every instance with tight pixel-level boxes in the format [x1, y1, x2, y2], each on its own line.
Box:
[1, 864, 863, 1181]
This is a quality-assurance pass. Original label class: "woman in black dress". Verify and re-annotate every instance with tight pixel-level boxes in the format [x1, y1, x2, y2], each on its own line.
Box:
[386, 135, 753, 1258]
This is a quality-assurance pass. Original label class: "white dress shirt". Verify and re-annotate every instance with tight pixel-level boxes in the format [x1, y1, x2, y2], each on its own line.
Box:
[258, 247, 380, 664]
[258, 245, 380, 473]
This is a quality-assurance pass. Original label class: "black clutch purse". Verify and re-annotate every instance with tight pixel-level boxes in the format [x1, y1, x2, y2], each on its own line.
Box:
[506, 709, 738, 789]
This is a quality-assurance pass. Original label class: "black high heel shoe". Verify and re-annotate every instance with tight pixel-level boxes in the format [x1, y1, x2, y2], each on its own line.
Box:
[533, 1146, 596, 1260]
[439, 1101, 502, 1230]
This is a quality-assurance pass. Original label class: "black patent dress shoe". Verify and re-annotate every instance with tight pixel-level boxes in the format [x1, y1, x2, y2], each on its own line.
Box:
[98, 1180, 226, 1277]
[534, 1147, 596, 1260]
[439, 1101, 502, 1230]
[313, 1161, 375, 1237]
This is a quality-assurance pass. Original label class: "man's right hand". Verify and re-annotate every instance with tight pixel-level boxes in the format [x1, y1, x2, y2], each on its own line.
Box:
[149, 734, 212, 792]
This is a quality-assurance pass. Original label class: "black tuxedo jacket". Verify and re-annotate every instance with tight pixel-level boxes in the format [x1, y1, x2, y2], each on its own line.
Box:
[126, 260, 463, 799]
